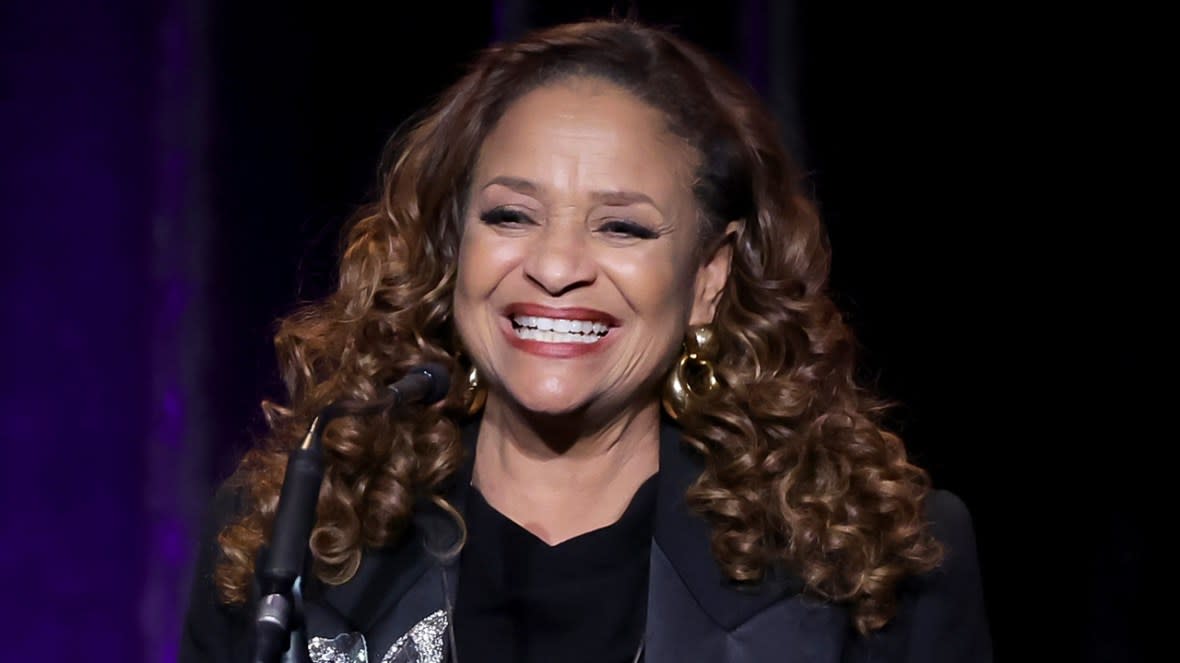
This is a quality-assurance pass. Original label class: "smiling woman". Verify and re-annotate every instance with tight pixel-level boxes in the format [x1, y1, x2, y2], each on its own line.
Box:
[181, 18, 991, 663]
[454, 79, 735, 548]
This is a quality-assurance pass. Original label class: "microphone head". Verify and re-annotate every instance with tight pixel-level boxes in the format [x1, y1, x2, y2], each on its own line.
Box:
[410, 362, 451, 405]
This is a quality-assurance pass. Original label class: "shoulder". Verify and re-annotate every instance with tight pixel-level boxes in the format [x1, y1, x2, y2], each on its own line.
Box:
[893, 489, 984, 598]
[210, 480, 252, 530]
[179, 480, 254, 663]
[871, 489, 993, 662]
[923, 489, 980, 570]
[192, 480, 253, 564]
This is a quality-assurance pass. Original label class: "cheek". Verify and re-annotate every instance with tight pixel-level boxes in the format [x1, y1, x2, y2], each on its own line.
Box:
[455, 228, 519, 298]
[453, 229, 531, 357]
[601, 246, 697, 325]
[452, 232, 486, 337]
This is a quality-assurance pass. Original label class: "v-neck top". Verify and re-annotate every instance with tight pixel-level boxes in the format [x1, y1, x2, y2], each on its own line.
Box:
[452, 474, 658, 663]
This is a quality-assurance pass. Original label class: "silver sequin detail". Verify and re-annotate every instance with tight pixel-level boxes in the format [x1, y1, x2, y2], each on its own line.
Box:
[309, 631, 368, 663]
[307, 610, 448, 663]
[379, 609, 448, 663]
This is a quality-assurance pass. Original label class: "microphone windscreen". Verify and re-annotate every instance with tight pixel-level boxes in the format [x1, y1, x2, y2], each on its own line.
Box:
[410, 362, 451, 405]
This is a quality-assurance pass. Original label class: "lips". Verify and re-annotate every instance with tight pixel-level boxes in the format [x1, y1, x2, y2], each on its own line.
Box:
[502, 303, 621, 326]
[499, 303, 620, 358]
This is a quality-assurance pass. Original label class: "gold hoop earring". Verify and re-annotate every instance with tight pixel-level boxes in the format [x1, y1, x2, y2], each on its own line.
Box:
[464, 364, 487, 416]
[662, 324, 720, 421]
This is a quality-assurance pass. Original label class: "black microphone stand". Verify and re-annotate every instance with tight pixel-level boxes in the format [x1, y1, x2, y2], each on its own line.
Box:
[252, 410, 328, 663]
[251, 365, 450, 663]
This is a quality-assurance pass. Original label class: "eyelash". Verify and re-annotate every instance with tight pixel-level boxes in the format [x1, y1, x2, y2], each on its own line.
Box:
[600, 220, 659, 240]
[478, 208, 659, 240]
[478, 208, 533, 226]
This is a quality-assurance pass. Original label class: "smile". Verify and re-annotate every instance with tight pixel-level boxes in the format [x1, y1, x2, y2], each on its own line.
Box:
[511, 315, 609, 344]
[500, 304, 619, 357]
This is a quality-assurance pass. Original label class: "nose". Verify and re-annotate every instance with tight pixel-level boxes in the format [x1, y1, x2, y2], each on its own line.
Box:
[522, 221, 597, 296]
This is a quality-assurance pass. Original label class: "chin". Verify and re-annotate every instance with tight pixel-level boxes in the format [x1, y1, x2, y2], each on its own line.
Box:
[505, 386, 591, 417]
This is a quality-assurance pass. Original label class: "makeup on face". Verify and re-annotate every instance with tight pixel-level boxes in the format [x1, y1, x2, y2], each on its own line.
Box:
[451, 78, 718, 419]
[501, 303, 620, 358]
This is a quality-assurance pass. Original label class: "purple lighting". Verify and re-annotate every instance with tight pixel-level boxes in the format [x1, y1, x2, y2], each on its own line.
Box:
[1, 0, 151, 659]
[1, 0, 210, 660]
[143, 0, 212, 661]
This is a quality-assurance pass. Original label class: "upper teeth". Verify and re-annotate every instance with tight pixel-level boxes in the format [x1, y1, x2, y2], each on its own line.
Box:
[512, 315, 609, 335]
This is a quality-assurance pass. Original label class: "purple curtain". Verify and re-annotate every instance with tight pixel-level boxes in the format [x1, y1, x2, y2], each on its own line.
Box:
[1, 0, 209, 660]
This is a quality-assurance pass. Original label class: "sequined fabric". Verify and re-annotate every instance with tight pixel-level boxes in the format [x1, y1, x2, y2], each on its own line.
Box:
[380, 610, 448, 663]
[309, 632, 369, 663]
[307, 610, 448, 663]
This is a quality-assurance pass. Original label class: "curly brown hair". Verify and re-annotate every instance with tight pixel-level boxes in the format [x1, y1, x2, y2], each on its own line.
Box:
[214, 19, 942, 635]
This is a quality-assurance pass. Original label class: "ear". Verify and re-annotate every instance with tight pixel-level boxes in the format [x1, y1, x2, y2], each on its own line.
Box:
[690, 220, 743, 326]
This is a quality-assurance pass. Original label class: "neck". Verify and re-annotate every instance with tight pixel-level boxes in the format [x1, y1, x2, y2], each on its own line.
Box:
[471, 397, 660, 545]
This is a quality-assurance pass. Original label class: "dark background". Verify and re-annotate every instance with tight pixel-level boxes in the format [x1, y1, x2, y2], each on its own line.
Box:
[1, 1, 1146, 661]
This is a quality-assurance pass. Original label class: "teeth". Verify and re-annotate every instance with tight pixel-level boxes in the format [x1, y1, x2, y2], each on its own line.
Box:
[515, 328, 603, 344]
[511, 314, 610, 343]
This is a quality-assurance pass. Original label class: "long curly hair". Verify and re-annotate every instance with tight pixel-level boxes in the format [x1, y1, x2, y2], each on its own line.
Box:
[215, 19, 942, 635]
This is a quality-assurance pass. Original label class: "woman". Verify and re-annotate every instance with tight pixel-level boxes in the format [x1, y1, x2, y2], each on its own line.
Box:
[182, 19, 991, 663]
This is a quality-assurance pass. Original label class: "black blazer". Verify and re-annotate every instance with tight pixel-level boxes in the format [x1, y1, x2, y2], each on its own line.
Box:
[181, 421, 992, 662]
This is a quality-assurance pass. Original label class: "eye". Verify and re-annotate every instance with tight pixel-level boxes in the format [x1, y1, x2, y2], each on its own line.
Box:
[599, 219, 660, 240]
[479, 207, 535, 226]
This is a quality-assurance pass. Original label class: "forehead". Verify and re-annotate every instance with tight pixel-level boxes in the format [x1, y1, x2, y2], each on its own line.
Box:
[473, 78, 696, 202]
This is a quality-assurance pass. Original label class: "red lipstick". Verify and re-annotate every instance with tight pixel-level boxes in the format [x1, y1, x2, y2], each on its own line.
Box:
[503, 303, 621, 325]
[500, 303, 620, 358]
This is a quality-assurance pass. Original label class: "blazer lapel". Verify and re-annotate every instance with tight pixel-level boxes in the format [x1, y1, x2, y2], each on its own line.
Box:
[306, 417, 815, 660]
[648, 419, 805, 633]
[304, 420, 477, 659]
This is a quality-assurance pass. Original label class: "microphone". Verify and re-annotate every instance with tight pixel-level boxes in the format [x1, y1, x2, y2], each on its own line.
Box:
[252, 363, 452, 663]
[385, 362, 452, 410]
[316, 362, 452, 421]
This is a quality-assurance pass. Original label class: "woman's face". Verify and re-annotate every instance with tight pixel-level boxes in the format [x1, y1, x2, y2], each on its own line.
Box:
[453, 78, 732, 421]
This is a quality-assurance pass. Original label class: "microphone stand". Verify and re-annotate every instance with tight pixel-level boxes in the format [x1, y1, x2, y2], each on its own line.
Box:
[252, 364, 449, 663]
[252, 412, 327, 663]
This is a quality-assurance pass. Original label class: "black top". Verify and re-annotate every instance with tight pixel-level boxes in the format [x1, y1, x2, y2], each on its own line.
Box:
[453, 474, 658, 663]
[179, 417, 992, 663]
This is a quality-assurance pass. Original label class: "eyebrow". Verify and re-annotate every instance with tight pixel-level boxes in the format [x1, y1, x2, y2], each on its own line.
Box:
[481, 176, 658, 208]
